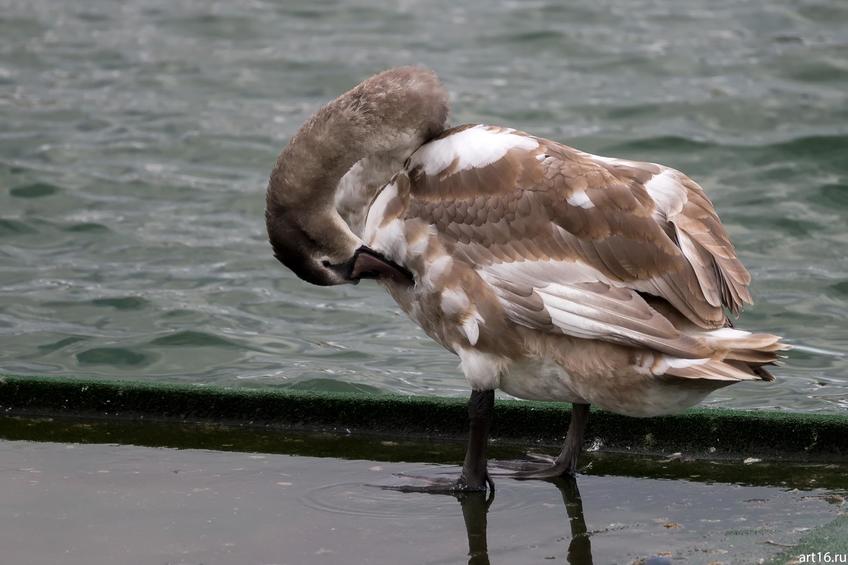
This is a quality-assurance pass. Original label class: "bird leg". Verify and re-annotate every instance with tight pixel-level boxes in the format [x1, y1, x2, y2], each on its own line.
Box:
[555, 476, 593, 562]
[460, 388, 496, 490]
[457, 490, 495, 565]
[383, 389, 495, 493]
[497, 403, 590, 480]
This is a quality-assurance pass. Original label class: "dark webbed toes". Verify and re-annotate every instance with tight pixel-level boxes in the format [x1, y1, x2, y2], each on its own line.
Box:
[377, 472, 494, 493]
[490, 454, 579, 480]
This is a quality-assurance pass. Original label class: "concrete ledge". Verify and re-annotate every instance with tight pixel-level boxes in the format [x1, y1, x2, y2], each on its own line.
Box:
[1, 375, 847, 459]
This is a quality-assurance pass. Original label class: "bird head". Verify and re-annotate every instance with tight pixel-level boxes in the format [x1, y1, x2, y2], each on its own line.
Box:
[265, 66, 448, 286]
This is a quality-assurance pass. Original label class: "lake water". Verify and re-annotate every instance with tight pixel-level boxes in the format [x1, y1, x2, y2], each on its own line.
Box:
[1, 0, 847, 411]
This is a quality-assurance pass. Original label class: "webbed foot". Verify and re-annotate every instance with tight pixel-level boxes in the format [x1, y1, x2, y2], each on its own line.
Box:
[379, 471, 494, 493]
[492, 452, 579, 480]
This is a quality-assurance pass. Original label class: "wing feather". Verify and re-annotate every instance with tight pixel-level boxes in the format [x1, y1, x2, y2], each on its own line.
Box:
[403, 125, 756, 355]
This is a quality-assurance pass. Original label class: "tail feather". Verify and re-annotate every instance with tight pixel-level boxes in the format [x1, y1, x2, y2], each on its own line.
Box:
[639, 295, 788, 383]
[666, 358, 761, 381]
[661, 327, 789, 383]
[700, 327, 788, 381]
[701, 328, 787, 352]
[724, 348, 785, 364]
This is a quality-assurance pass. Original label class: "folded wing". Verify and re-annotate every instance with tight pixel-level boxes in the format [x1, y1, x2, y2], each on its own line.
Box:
[403, 125, 776, 367]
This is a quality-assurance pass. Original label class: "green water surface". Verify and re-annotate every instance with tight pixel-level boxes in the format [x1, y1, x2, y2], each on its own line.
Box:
[1, 0, 846, 411]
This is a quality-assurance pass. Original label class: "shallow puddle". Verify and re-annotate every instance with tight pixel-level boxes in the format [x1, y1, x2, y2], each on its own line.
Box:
[0, 435, 845, 565]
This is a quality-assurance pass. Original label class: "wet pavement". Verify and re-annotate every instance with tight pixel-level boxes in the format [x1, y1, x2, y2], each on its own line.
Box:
[1, 433, 845, 565]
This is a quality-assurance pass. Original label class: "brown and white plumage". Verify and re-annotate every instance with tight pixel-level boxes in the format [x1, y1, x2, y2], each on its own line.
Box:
[267, 67, 787, 488]
[353, 123, 786, 416]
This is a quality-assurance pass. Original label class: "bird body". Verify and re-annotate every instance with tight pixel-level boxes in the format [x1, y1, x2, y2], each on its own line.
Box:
[266, 67, 787, 489]
[349, 123, 785, 417]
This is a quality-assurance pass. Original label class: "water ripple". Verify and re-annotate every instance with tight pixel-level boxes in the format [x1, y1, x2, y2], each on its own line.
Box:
[300, 469, 535, 519]
[0, 0, 846, 410]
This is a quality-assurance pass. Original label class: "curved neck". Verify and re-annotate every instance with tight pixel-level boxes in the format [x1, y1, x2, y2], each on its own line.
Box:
[268, 104, 363, 212]
[265, 107, 373, 272]
[265, 67, 448, 283]
[269, 67, 448, 208]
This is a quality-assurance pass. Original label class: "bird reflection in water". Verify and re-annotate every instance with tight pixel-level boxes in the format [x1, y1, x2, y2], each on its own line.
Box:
[455, 477, 592, 565]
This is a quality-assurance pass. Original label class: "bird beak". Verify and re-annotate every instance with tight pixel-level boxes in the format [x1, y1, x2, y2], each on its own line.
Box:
[326, 246, 414, 285]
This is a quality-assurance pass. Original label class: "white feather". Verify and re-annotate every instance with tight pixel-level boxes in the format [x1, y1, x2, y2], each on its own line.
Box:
[337, 153, 408, 236]
[410, 125, 539, 176]
[462, 318, 480, 346]
[534, 284, 669, 349]
[423, 255, 453, 289]
[362, 179, 398, 245]
[440, 288, 470, 315]
[566, 191, 594, 209]
[406, 225, 433, 257]
[586, 154, 624, 165]
[482, 255, 610, 287]
[644, 169, 687, 218]
[707, 328, 752, 339]
[460, 310, 485, 346]
[371, 219, 407, 264]
[456, 347, 507, 390]
[664, 357, 710, 369]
